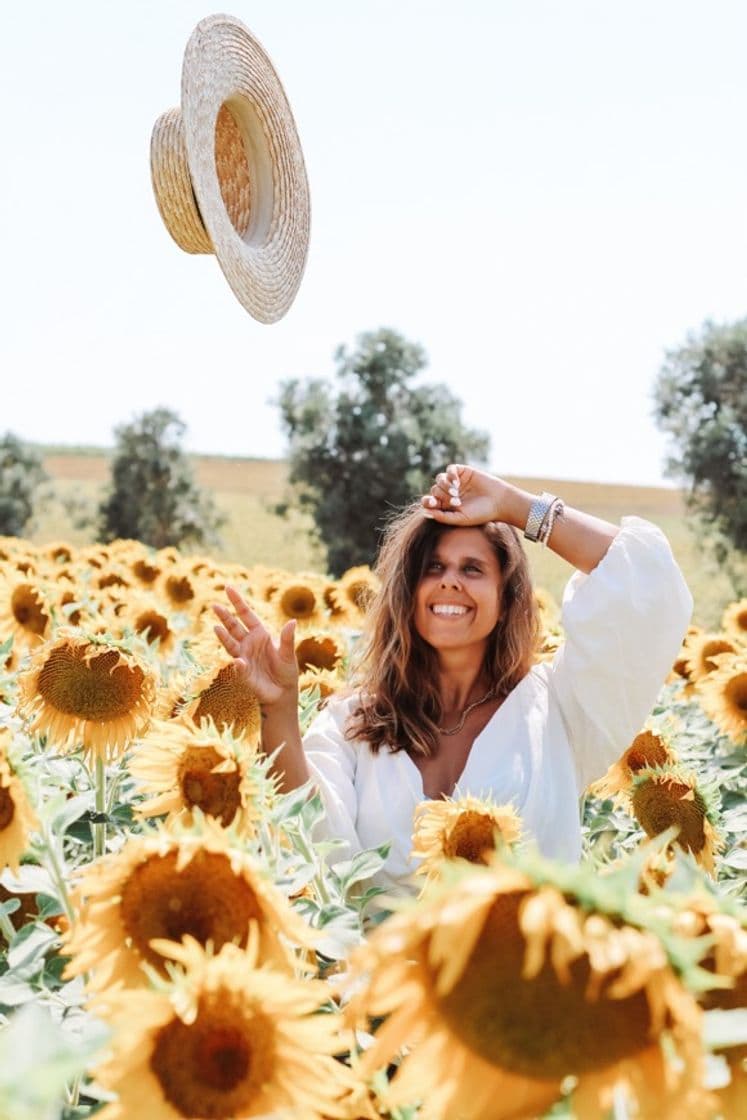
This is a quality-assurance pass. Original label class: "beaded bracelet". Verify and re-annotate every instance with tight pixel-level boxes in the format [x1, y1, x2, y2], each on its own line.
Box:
[537, 498, 565, 547]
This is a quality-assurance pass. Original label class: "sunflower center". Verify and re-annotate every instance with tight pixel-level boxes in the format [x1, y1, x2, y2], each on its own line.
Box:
[193, 665, 261, 737]
[437, 890, 652, 1077]
[700, 639, 736, 675]
[166, 576, 195, 605]
[0, 785, 15, 830]
[725, 672, 747, 715]
[135, 611, 170, 646]
[178, 747, 242, 827]
[443, 812, 498, 864]
[151, 999, 271, 1117]
[280, 586, 317, 620]
[347, 581, 375, 611]
[37, 645, 145, 720]
[631, 778, 706, 854]
[119, 850, 262, 972]
[133, 559, 160, 584]
[625, 732, 670, 774]
[295, 636, 339, 672]
[11, 587, 48, 636]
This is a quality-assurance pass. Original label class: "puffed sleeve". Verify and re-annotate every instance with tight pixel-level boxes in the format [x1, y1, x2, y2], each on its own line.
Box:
[302, 693, 362, 861]
[547, 516, 693, 792]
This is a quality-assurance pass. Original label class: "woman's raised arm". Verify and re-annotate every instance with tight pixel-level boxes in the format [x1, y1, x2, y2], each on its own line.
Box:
[423, 465, 619, 574]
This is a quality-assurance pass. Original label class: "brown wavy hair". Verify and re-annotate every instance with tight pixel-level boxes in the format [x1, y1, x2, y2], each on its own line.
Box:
[346, 503, 539, 757]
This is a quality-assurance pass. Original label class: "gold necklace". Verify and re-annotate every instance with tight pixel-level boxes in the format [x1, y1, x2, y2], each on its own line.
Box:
[438, 689, 496, 736]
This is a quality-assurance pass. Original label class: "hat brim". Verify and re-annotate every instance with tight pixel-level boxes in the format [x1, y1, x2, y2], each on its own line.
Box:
[181, 14, 310, 324]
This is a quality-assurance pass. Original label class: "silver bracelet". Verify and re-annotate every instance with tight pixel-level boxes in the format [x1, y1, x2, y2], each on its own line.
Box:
[524, 492, 556, 542]
[537, 498, 565, 547]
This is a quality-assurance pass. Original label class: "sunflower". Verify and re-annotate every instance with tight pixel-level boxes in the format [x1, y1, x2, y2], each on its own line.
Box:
[698, 651, 747, 744]
[589, 728, 679, 801]
[122, 595, 178, 655]
[683, 630, 738, 683]
[411, 795, 523, 885]
[630, 765, 723, 874]
[667, 625, 703, 688]
[131, 555, 163, 588]
[298, 666, 345, 702]
[295, 629, 346, 673]
[43, 541, 74, 565]
[721, 598, 747, 644]
[533, 586, 559, 629]
[90, 932, 356, 1120]
[169, 653, 262, 741]
[349, 852, 713, 1120]
[62, 817, 318, 992]
[129, 718, 273, 832]
[15, 629, 157, 761]
[271, 573, 325, 628]
[0, 577, 51, 650]
[0, 734, 38, 873]
[159, 567, 204, 613]
[331, 565, 380, 625]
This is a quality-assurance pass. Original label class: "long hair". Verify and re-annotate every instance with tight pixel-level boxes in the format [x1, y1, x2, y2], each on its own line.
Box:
[346, 503, 539, 757]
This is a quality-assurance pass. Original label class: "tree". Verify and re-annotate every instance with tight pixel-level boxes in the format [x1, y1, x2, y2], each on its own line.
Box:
[277, 328, 490, 575]
[0, 433, 48, 537]
[99, 408, 224, 550]
[653, 318, 747, 573]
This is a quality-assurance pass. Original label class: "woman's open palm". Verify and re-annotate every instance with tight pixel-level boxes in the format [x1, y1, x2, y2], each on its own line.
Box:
[212, 587, 298, 708]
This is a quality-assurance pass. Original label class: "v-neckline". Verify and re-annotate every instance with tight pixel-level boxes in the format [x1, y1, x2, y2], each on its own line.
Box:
[401, 672, 528, 800]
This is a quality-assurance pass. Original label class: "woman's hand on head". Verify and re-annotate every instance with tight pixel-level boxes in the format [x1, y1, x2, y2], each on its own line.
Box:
[422, 465, 511, 526]
[212, 587, 299, 711]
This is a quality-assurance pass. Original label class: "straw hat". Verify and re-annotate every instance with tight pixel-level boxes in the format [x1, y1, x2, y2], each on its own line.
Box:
[150, 14, 310, 324]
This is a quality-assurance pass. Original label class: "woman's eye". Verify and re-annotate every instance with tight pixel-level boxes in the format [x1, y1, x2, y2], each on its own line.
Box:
[464, 564, 482, 574]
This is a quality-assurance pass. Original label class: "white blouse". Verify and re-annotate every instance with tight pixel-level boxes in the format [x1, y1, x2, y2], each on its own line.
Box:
[303, 517, 693, 899]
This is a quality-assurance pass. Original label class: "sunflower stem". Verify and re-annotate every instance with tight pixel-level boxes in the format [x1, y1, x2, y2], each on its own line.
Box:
[39, 822, 75, 925]
[92, 755, 106, 858]
[0, 907, 16, 943]
[66, 1072, 81, 1107]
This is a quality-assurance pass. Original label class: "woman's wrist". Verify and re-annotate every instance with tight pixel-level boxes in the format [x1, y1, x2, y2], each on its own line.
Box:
[491, 478, 534, 530]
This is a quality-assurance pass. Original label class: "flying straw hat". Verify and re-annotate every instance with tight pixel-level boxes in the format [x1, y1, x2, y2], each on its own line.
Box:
[150, 13, 310, 324]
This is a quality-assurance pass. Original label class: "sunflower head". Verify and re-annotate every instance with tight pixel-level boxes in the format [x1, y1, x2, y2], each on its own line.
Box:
[411, 795, 523, 884]
[174, 653, 263, 741]
[0, 578, 51, 649]
[295, 629, 346, 672]
[698, 650, 747, 744]
[590, 728, 679, 800]
[721, 597, 747, 644]
[298, 666, 345, 703]
[270, 573, 325, 627]
[129, 717, 271, 832]
[683, 630, 738, 682]
[332, 565, 380, 623]
[90, 932, 356, 1120]
[668, 890, 747, 1013]
[630, 764, 723, 874]
[15, 628, 157, 761]
[63, 817, 317, 992]
[350, 849, 711, 1119]
[0, 734, 39, 873]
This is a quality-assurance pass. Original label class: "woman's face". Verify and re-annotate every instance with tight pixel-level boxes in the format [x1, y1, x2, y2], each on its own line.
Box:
[413, 527, 503, 654]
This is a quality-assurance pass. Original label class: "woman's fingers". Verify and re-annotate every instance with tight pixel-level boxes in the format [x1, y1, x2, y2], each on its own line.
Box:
[278, 619, 297, 663]
[225, 586, 264, 631]
[214, 623, 241, 658]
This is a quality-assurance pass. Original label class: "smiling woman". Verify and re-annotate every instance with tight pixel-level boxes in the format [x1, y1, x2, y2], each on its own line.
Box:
[213, 465, 693, 898]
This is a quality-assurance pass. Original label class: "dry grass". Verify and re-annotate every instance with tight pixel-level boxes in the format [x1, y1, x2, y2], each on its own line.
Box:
[31, 454, 738, 628]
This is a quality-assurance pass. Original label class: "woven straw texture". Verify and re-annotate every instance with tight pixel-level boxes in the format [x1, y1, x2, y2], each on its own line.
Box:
[150, 14, 310, 324]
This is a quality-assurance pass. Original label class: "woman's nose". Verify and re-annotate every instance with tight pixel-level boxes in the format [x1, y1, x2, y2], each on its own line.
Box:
[439, 568, 462, 588]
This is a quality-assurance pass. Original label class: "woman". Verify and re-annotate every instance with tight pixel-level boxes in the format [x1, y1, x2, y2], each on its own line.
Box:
[213, 465, 693, 897]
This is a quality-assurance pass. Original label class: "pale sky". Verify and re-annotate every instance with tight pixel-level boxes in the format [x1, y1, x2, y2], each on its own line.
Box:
[1, 0, 746, 486]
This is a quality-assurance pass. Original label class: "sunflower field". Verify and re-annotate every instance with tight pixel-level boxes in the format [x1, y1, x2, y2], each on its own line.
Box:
[0, 535, 745, 1120]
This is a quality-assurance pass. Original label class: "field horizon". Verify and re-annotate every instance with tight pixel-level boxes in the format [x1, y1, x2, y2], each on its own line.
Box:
[27, 448, 739, 630]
